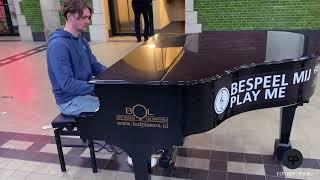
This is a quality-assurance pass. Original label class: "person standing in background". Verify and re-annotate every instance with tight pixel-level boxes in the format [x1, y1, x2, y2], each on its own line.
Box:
[131, 0, 152, 42]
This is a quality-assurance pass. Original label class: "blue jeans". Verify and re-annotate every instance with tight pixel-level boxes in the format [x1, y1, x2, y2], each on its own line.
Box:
[57, 95, 100, 116]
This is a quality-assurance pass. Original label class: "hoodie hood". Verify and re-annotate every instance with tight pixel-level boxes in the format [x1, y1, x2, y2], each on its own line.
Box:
[48, 29, 78, 43]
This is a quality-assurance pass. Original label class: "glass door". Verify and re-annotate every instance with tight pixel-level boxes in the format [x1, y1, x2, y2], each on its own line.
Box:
[108, 0, 154, 36]
[0, 0, 17, 35]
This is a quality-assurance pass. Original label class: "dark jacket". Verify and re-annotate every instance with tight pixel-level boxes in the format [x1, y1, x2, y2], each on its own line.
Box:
[46, 29, 107, 105]
[132, 0, 152, 7]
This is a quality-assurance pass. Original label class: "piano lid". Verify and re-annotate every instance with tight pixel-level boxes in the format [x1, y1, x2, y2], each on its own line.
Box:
[92, 31, 317, 85]
[162, 31, 310, 84]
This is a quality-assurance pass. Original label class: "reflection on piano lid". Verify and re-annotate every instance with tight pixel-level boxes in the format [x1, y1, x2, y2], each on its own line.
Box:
[91, 34, 187, 85]
[265, 31, 306, 62]
[77, 31, 319, 180]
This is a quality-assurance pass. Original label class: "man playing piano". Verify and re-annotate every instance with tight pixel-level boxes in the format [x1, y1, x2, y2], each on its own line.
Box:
[46, 0, 163, 168]
[46, 0, 107, 116]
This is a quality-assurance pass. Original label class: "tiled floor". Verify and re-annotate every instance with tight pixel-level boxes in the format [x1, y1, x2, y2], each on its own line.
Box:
[0, 131, 320, 179]
[0, 34, 320, 179]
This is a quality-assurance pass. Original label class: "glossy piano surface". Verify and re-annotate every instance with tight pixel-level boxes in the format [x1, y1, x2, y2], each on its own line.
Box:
[92, 31, 319, 85]
[163, 32, 267, 83]
[93, 34, 186, 85]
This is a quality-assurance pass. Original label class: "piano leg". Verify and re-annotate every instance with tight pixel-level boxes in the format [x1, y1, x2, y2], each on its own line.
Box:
[131, 149, 152, 180]
[119, 145, 174, 180]
[274, 105, 297, 161]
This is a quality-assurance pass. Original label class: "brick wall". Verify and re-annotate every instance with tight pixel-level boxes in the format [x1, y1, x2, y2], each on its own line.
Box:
[59, 0, 65, 25]
[19, 0, 44, 32]
[194, 0, 320, 31]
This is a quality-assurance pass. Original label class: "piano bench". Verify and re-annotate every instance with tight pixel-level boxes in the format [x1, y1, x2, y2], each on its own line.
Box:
[51, 113, 97, 173]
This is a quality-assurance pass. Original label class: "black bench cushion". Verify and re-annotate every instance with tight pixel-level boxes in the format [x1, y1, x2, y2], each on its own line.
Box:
[51, 112, 96, 129]
[51, 114, 75, 129]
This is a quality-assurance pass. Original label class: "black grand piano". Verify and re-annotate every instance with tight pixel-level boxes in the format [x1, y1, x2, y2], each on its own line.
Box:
[76, 31, 319, 180]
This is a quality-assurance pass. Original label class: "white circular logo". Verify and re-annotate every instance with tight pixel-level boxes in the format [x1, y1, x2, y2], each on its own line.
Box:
[214, 87, 230, 114]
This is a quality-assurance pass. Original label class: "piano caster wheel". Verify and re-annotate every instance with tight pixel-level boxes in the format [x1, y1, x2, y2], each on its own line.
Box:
[66, 122, 75, 131]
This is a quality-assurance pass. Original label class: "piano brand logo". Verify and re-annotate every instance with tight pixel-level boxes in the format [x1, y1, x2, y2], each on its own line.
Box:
[214, 87, 230, 114]
[125, 104, 153, 121]
[116, 104, 169, 128]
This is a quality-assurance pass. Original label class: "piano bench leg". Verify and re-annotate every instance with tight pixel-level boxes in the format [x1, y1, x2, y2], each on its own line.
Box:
[54, 129, 66, 172]
[274, 139, 292, 161]
[88, 140, 97, 173]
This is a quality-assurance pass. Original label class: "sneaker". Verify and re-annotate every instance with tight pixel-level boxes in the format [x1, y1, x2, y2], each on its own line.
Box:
[158, 155, 173, 168]
[127, 156, 158, 167]
[150, 155, 158, 167]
